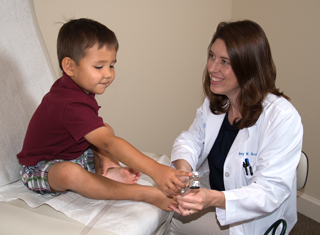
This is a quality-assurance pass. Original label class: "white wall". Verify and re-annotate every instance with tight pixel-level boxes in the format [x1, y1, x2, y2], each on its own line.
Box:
[33, 0, 232, 156]
[231, 0, 320, 222]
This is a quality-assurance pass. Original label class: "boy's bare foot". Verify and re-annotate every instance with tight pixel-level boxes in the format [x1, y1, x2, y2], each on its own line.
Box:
[104, 167, 140, 184]
[143, 187, 178, 211]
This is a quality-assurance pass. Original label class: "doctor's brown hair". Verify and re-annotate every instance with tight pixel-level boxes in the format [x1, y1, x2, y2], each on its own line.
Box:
[57, 18, 118, 71]
[203, 20, 289, 129]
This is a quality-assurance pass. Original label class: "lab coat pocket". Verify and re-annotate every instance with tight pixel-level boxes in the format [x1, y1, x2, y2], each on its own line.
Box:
[243, 158, 254, 184]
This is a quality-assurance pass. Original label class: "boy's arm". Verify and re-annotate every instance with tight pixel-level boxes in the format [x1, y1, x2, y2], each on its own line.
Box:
[85, 126, 191, 196]
[91, 145, 121, 176]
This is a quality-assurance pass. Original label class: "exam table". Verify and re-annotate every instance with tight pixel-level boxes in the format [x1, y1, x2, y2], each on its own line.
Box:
[0, 152, 172, 235]
[0, 0, 172, 234]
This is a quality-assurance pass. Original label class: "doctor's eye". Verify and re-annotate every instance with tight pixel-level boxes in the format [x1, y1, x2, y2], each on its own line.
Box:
[221, 59, 230, 65]
[209, 51, 215, 59]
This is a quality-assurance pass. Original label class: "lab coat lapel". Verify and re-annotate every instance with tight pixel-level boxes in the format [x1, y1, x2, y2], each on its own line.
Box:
[228, 128, 250, 155]
[204, 112, 225, 155]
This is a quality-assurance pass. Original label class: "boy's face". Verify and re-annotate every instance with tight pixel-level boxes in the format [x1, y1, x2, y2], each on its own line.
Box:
[70, 44, 117, 95]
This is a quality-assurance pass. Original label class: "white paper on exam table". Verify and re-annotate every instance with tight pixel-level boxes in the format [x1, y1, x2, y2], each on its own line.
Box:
[0, 152, 170, 235]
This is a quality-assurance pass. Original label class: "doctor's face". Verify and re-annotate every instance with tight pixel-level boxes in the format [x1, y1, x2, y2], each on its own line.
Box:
[207, 39, 240, 102]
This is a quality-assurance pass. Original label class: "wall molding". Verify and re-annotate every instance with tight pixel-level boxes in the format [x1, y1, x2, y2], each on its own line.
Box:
[297, 191, 320, 223]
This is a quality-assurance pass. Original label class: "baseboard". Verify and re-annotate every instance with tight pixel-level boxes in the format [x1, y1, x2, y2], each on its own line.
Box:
[297, 191, 320, 223]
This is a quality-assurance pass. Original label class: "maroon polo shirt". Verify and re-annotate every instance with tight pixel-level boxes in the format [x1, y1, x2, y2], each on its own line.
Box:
[17, 73, 105, 166]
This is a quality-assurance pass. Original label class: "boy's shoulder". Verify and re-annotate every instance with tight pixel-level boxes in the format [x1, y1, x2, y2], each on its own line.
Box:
[40, 74, 99, 115]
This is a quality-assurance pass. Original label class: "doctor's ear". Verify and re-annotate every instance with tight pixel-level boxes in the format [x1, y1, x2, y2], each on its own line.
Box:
[61, 57, 75, 77]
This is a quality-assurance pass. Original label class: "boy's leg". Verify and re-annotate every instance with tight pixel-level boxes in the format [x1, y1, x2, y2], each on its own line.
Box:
[92, 146, 140, 184]
[92, 145, 121, 174]
[47, 161, 177, 211]
[104, 167, 140, 184]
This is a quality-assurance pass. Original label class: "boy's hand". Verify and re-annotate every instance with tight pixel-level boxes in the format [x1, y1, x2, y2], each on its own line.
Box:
[153, 164, 192, 196]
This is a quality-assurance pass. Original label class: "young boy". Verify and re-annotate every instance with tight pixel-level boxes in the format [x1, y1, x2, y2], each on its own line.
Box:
[17, 18, 190, 211]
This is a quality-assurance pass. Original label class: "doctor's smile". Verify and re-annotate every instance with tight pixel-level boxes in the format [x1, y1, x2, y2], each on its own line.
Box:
[210, 75, 223, 83]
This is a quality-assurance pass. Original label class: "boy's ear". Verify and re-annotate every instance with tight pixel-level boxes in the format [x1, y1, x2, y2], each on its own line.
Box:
[61, 57, 75, 77]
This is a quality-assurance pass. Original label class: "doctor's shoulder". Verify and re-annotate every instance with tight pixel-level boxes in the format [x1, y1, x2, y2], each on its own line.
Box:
[195, 97, 212, 120]
[261, 93, 302, 125]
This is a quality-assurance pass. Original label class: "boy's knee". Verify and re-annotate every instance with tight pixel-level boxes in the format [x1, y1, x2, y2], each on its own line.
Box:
[104, 123, 115, 135]
[48, 162, 84, 189]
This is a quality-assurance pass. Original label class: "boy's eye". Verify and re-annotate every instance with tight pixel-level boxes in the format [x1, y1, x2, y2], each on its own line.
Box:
[95, 66, 103, 69]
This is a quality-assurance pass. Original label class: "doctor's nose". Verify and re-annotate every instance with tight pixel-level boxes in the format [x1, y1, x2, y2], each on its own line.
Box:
[207, 60, 220, 73]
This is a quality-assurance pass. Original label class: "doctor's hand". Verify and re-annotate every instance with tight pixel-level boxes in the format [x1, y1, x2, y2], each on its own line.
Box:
[170, 188, 226, 216]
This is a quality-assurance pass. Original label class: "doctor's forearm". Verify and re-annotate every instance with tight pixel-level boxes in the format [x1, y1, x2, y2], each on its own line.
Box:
[172, 159, 192, 172]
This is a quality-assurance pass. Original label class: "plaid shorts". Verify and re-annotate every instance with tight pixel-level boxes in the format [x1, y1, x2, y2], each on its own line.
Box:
[21, 148, 94, 196]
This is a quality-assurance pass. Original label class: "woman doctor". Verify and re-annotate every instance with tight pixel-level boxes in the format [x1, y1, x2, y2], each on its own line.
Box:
[169, 20, 303, 235]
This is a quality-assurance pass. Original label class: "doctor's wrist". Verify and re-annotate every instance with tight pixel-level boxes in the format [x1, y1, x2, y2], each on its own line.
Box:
[209, 190, 226, 209]
[172, 159, 192, 172]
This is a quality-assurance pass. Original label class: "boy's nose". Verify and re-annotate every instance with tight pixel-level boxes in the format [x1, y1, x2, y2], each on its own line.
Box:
[104, 68, 112, 78]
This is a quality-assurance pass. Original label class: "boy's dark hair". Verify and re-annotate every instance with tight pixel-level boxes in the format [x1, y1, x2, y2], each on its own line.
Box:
[57, 18, 118, 71]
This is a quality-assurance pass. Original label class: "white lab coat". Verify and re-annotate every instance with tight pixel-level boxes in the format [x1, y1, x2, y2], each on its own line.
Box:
[171, 93, 303, 235]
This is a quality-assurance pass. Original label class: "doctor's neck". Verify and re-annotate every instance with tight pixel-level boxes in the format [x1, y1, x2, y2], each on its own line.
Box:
[228, 103, 241, 125]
